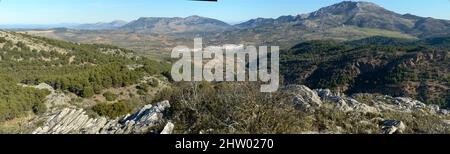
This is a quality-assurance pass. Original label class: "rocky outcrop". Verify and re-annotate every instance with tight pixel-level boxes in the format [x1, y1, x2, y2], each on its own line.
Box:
[33, 101, 172, 134]
[381, 120, 406, 134]
[280, 85, 450, 134]
[315, 89, 378, 113]
[26, 83, 447, 134]
[282, 85, 323, 112]
[282, 85, 448, 116]
[161, 122, 175, 134]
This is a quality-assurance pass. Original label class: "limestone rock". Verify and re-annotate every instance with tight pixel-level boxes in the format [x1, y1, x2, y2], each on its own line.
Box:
[316, 89, 352, 112]
[283, 85, 322, 112]
[440, 109, 449, 115]
[381, 120, 406, 134]
[33, 101, 171, 134]
[395, 97, 427, 111]
[161, 122, 175, 134]
[315, 89, 378, 113]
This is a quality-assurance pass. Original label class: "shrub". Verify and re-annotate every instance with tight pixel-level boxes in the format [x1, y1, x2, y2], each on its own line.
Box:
[91, 101, 133, 118]
[103, 91, 117, 102]
[0, 80, 50, 122]
[136, 84, 149, 95]
[148, 78, 159, 87]
[166, 82, 316, 134]
[165, 82, 450, 134]
[32, 101, 47, 115]
[0, 37, 6, 43]
[81, 86, 94, 98]
[153, 88, 173, 103]
[93, 84, 102, 94]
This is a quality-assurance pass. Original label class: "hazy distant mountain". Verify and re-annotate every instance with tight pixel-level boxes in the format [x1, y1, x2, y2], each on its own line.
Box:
[73, 20, 128, 30]
[0, 23, 79, 30]
[120, 15, 232, 33]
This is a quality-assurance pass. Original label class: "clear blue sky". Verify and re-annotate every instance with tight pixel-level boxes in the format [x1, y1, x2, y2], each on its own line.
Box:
[0, 0, 449, 24]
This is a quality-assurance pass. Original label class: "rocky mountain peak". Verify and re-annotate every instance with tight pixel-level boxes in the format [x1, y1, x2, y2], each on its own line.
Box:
[310, 1, 386, 17]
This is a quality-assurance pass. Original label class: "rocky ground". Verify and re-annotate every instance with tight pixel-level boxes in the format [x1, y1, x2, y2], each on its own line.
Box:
[7, 83, 450, 134]
[282, 85, 450, 134]
[33, 101, 172, 134]
[284, 85, 448, 115]
[19, 83, 173, 134]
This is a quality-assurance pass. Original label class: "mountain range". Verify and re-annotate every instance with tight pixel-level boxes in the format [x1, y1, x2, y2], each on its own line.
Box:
[15, 1, 449, 56]
[73, 20, 128, 30]
[217, 1, 450, 46]
[236, 1, 450, 37]
[6, 1, 448, 37]
[120, 15, 232, 33]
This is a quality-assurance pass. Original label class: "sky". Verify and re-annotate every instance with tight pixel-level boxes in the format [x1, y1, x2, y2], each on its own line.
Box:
[0, 0, 449, 25]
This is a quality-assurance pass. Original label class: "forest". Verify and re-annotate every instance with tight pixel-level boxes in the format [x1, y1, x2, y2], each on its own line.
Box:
[0, 33, 170, 122]
[281, 36, 450, 107]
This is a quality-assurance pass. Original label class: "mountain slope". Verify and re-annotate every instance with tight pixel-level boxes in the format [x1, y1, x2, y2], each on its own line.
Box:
[120, 15, 232, 33]
[281, 36, 450, 107]
[23, 1, 450, 57]
[237, 1, 450, 35]
[0, 30, 170, 124]
[226, 1, 449, 47]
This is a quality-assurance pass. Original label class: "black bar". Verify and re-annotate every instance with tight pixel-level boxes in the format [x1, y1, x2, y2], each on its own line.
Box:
[0, 134, 448, 153]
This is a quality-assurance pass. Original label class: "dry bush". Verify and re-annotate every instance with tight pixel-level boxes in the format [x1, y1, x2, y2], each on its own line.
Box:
[156, 82, 450, 134]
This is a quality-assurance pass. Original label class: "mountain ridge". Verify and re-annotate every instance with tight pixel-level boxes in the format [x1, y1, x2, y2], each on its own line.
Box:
[73, 20, 128, 30]
[17, 1, 450, 57]
[119, 15, 232, 33]
[235, 1, 450, 37]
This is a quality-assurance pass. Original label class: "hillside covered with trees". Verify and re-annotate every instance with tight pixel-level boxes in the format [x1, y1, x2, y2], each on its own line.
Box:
[0, 31, 170, 123]
[281, 36, 450, 107]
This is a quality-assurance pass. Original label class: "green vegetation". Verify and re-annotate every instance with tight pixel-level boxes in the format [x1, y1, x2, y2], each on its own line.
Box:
[282, 37, 450, 107]
[0, 76, 50, 122]
[330, 27, 417, 40]
[103, 91, 117, 102]
[136, 84, 149, 95]
[91, 101, 133, 118]
[148, 78, 160, 87]
[0, 37, 6, 43]
[155, 82, 449, 134]
[385, 67, 419, 84]
[0, 32, 170, 122]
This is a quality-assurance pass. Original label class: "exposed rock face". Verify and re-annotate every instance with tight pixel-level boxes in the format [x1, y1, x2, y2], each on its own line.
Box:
[282, 85, 322, 112]
[282, 85, 448, 116]
[33, 101, 171, 134]
[315, 89, 381, 113]
[161, 122, 175, 134]
[316, 89, 356, 112]
[280, 85, 450, 134]
[381, 120, 406, 134]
